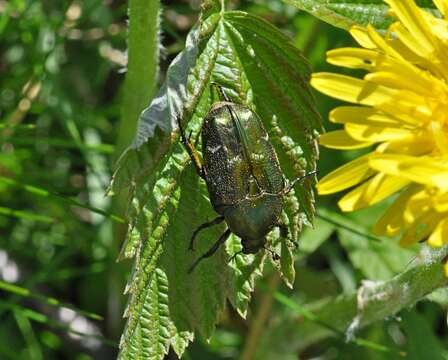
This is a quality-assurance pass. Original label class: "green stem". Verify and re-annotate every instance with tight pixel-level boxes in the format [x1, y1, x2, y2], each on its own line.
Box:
[116, 0, 160, 155]
[272, 246, 448, 352]
[241, 274, 281, 360]
[109, 0, 161, 339]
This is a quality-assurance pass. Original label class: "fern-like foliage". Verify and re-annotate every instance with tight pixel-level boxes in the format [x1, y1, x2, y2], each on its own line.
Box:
[110, 1, 322, 358]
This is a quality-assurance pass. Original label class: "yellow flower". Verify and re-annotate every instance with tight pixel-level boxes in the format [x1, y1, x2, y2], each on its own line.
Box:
[311, 0, 448, 256]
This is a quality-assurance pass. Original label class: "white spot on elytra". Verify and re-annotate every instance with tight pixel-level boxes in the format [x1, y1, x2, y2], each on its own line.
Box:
[209, 145, 222, 154]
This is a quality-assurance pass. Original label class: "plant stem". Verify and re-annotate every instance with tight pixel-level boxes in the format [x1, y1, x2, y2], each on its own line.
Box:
[116, 0, 160, 156]
[109, 0, 160, 339]
[241, 274, 281, 360]
[270, 246, 448, 352]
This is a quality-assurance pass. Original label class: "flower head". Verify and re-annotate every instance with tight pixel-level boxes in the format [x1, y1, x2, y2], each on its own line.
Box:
[312, 0, 448, 256]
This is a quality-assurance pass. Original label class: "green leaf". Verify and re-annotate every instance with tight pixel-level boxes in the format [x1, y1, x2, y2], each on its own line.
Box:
[401, 311, 446, 360]
[299, 215, 335, 255]
[108, 14, 214, 194]
[254, 245, 448, 357]
[426, 287, 448, 307]
[280, 240, 296, 288]
[0, 176, 124, 223]
[119, 269, 172, 359]
[114, 4, 321, 359]
[0, 206, 54, 223]
[226, 235, 265, 318]
[338, 227, 415, 281]
[0, 281, 102, 321]
[272, 210, 297, 288]
[317, 208, 416, 280]
[284, 0, 438, 30]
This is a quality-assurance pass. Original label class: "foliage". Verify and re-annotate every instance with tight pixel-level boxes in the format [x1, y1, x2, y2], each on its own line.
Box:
[1, 0, 125, 358]
[113, 2, 321, 358]
[1, 0, 448, 359]
[285, 0, 438, 30]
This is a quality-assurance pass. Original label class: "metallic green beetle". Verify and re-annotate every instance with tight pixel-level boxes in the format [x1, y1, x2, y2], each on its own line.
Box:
[178, 85, 316, 273]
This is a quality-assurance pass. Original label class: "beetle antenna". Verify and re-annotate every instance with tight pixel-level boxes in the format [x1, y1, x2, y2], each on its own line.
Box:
[285, 170, 319, 194]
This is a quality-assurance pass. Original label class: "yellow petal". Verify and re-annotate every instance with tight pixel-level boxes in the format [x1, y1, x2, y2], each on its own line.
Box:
[444, 261, 448, 278]
[427, 218, 448, 247]
[338, 173, 409, 212]
[364, 71, 432, 96]
[433, 192, 448, 212]
[317, 154, 375, 195]
[311, 73, 397, 106]
[434, 0, 448, 16]
[376, 136, 433, 156]
[350, 26, 376, 49]
[326, 48, 377, 70]
[430, 119, 448, 154]
[391, 22, 433, 59]
[387, 22, 448, 79]
[375, 57, 446, 97]
[366, 24, 403, 59]
[327, 45, 441, 97]
[369, 154, 448, 189]
[376, 99, 429, 126]
[404, 188, 431, 225]
[311, 73, 428, 120]
[345, 123, 414, 143]
[399, 210, 442, 246]
[385, 0, 436, 55]
[330, 106, 403, 127]
[373, 184, 420, 236]
[319, 130, 374, 149]
[385, 24, 428, 63]
[421, 9, 448, 41]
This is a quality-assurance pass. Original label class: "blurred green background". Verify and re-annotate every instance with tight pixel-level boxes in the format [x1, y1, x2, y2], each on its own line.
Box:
[1, 0, 447, 359]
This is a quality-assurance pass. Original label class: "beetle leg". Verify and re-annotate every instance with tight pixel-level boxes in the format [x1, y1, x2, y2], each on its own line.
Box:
[188, 228, 231, 273]
[176, 117, 206, 179]
[189, 216, 225, 251]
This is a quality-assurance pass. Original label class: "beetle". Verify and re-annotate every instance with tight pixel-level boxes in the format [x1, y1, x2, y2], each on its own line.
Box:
[178, 84, 316, 273]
